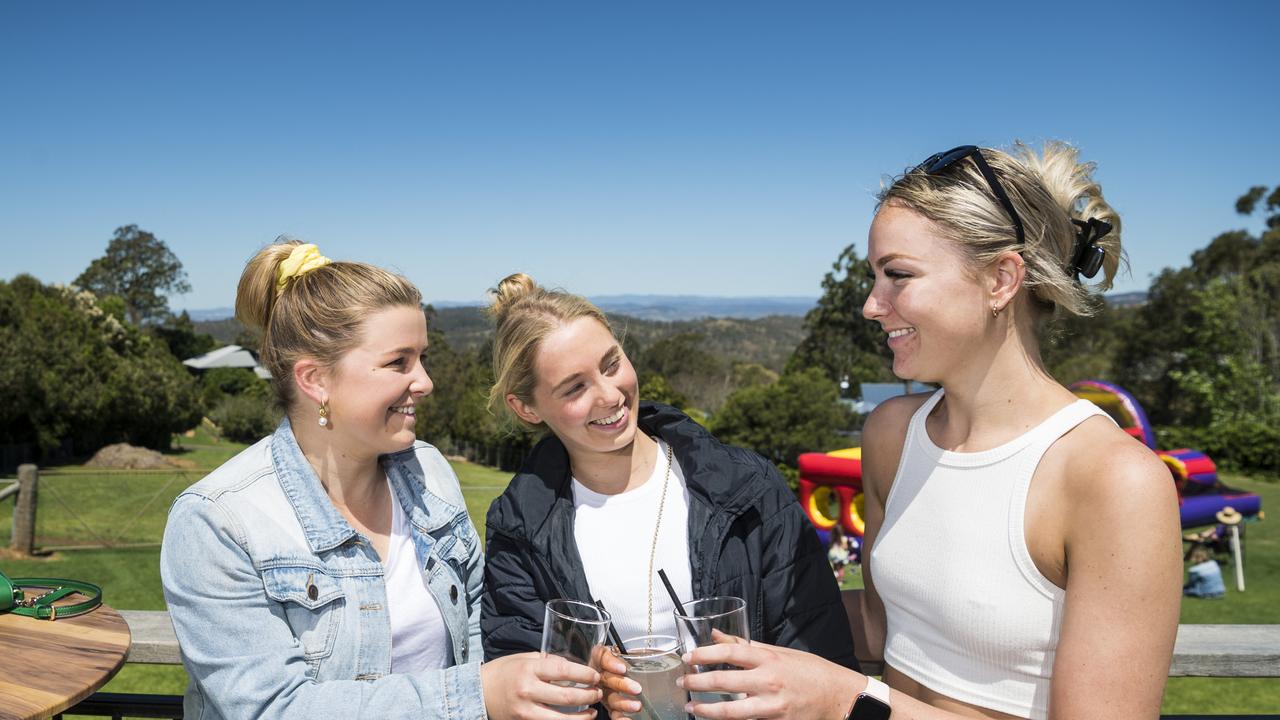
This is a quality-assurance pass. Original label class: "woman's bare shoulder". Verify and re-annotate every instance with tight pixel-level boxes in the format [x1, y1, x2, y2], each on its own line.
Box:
[863, 392, 932, 447]
[1058, 417, 1177, 516]
[861, 392, 934, 497]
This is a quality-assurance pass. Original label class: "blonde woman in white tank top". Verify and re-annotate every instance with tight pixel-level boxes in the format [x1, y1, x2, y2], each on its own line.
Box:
[678, 143, 1182, 720]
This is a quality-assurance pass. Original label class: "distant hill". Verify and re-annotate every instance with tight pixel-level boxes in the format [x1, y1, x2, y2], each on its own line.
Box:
[183, 307, 237, 321]
[196, 305, 807, 373]
[195, 317, 250, 345]
[430, 306, 805, 372]
[1104, 291, 1148, 307]
[590, 295, 815, 320]
[185, 295, 814, 324]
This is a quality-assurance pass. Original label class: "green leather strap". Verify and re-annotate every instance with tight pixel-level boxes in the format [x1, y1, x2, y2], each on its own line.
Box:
[0, 569, 102, 620]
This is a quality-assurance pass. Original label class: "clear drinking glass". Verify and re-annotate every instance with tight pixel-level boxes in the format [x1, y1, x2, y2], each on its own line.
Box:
[618, 634, 687, 720]
[673, 596, 749, 718]
[541, 599, 611, 713]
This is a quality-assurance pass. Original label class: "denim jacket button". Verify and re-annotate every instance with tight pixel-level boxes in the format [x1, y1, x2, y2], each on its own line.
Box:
[307, 584, 318, 601]
[449, 585, 458, 603]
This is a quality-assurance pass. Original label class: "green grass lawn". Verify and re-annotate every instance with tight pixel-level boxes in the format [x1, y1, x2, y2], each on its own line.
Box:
[3, 442, 1277, 713]
[1163, 472, 1279, 714]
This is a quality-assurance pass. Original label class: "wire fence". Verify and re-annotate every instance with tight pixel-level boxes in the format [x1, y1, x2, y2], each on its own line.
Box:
[3, 468, 200, 552]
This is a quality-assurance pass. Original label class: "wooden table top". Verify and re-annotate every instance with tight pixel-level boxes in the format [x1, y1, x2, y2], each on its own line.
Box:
[0, 604, 131, 720]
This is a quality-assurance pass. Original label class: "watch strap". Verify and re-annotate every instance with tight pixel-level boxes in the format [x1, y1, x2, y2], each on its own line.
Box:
[845, 675, 892, 720]
[861, 676, 891, 704]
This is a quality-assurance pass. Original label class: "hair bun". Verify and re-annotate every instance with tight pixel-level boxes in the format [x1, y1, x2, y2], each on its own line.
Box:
[235, 240, 304, 334]
[488, 272, 539, 319]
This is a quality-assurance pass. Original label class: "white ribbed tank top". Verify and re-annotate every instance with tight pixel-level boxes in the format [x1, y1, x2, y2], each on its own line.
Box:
[870, 390, 1111, 719]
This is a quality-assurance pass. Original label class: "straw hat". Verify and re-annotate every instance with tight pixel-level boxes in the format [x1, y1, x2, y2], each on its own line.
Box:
[1216, 506, 1243, 525]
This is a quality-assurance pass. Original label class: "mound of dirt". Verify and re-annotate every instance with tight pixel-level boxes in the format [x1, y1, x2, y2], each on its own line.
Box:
[85, 443, 192, 470]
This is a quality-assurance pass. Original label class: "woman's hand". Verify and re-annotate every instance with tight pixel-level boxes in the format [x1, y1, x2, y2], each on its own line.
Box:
[480, 652, 602, 720]
[679, 636, 861, 720]
[596, 645, 645, 719]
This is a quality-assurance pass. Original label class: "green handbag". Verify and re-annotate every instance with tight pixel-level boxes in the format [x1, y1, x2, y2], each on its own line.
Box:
[0, 568, 102, 620]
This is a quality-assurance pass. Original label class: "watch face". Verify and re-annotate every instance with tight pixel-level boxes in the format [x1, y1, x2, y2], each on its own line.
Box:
[851, 694, 892, 720]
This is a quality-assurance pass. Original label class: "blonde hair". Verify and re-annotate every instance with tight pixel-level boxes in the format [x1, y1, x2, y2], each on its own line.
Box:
[878, 141, 1125, 318]
[235, 238, 422, 408]
[487, 273, 612, 431]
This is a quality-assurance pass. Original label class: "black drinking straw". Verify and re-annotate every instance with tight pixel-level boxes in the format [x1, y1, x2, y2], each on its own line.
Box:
[658, 568, 702, 641]
[594, 599, 630, 654]
[657, 569, 686, 615]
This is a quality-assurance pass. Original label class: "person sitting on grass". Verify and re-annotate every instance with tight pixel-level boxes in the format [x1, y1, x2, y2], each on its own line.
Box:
[1183, 544, 1225, 599]
[161, 240, 611, 719]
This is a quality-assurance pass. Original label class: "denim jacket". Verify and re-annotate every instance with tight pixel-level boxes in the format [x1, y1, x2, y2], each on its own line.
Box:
[160, 418, 486, 720]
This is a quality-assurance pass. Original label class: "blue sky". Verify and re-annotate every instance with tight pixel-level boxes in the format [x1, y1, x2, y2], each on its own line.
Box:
[2, 1, 1277, 310]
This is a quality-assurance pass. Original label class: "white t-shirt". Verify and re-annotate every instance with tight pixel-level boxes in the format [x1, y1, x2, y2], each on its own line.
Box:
[572, 439, 693, 643]
[384, 485, 451, 672]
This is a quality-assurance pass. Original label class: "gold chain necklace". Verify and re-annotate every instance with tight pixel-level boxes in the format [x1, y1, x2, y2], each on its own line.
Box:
[646, 439, 675, 637]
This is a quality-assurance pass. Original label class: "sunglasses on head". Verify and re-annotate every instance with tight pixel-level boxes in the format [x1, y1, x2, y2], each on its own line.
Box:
[916, 145, 1026, 247]
[917, 145, 1110, 281]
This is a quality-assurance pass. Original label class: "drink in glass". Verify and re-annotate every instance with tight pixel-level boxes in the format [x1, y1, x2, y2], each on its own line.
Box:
[618, 634, 687, 720]
[541, 599, 611, 713]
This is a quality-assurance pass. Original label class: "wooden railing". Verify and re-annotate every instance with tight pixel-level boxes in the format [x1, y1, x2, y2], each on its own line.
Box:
[67, 591, 1279, 719]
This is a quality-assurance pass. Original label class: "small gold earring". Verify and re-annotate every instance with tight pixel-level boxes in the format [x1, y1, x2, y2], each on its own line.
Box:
[992, 304, 1000, 318]
[318, 402, 329, 427]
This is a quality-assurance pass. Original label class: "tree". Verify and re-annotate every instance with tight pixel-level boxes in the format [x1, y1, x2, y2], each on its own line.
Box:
[0, 275, 202, 454]
[637, 331, 729, 410]
[1111, 185, 1280, 475]
[639, 371, 688, 409]
[75, 225, 192, 326]
[153, 310, 219, 361]
[786, 243, 894, 393]
[711, 368, 856, 469]
[1039, 299, 1133, 386]
[415, 309, 535, 471]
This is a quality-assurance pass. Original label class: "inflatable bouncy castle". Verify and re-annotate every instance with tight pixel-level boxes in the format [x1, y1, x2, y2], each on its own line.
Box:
[797, 448, 866, 552]
[798, 380, 1261, 546]
[1066, 380, 1261, 526]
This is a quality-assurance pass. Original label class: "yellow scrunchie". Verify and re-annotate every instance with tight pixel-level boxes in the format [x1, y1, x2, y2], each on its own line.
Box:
[276, 243, 332, 295]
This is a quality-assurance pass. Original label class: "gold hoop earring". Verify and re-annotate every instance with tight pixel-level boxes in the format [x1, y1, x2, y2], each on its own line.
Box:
[992, 304, 1000, 318]
[318, 402, 329, 427]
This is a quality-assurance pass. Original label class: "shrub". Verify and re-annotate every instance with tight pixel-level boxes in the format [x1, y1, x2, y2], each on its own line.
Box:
[1159, 414, 1280, 479]
[210, 394, 280, 443]
[200, 367, 270, 410]
[0, 275, 202, 454]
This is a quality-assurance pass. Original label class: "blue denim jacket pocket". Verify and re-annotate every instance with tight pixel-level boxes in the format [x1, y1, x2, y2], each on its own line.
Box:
[432, 522, 474, 580]
[262, 565, 345, 673]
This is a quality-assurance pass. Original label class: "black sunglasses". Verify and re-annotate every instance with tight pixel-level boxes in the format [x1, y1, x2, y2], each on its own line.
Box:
[917, 145, 1026, 247]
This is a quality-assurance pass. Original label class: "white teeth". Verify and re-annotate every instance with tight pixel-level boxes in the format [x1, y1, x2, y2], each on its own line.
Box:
[390, 405, 416, 416]
[590, 408, 625, 426]
[888, 327, 916, 339]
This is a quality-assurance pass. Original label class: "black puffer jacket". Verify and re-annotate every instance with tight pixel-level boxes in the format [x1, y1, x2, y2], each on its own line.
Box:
[482, 402, 859, 670]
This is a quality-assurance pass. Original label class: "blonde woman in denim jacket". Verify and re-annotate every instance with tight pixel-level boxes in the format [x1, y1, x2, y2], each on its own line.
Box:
[161, 241, 613, 719]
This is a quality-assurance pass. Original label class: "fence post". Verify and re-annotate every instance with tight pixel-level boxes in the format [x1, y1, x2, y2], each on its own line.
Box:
[11, 463, 37, 555]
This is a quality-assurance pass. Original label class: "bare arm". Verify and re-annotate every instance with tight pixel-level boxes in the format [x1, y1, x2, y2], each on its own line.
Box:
[1048, 438, 1182, 719]
[857, 396, 922, 662]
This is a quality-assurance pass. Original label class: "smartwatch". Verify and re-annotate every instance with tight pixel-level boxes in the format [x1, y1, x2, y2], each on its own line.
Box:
[845, 676, 891, 720]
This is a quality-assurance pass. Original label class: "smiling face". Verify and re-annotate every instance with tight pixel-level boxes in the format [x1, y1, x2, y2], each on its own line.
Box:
[508, 316, 642, 460]
[324, 305, 433, 459]
[862, 203, 993, 383]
